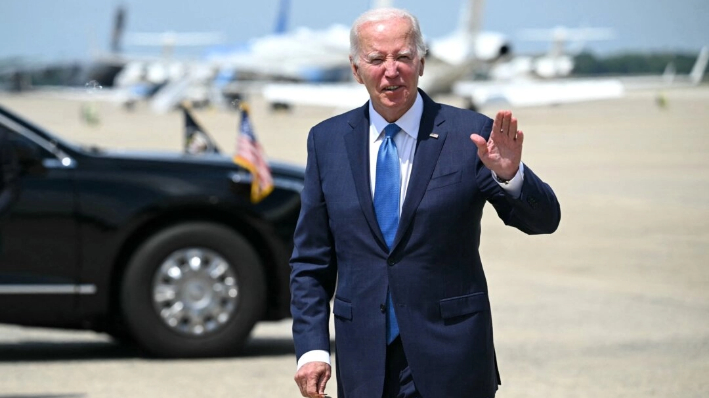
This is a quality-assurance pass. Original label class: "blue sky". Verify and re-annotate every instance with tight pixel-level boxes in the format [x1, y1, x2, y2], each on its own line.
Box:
[1, 0, 707, 62]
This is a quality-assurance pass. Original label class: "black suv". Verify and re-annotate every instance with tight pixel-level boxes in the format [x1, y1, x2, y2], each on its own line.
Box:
[0, 103, 304, 357]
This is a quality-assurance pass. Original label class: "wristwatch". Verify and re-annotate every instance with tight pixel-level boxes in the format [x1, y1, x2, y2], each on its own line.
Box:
[493, 173, 511, 185]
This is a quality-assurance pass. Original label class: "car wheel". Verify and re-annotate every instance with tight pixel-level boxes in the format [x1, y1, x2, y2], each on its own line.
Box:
[120, 222, 266, 357]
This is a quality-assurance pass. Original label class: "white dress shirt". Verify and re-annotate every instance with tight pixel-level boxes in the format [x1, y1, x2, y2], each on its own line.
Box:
[297, 93, 524, 370]
[368, 92, 423, 211]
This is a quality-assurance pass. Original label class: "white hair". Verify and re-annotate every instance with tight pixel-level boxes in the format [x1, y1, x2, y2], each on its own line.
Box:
[349, 7, 427, 65]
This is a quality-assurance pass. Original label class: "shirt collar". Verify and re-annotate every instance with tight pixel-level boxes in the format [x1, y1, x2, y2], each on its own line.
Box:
[369, 92, 423, 143]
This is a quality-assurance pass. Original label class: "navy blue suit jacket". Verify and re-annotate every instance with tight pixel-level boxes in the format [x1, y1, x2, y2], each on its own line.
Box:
[290, 90, 561, 398]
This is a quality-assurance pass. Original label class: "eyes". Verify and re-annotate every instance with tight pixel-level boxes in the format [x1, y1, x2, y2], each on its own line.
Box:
[368, 54, 413, 65]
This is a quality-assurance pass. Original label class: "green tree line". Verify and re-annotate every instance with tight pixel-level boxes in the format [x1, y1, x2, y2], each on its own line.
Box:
[572, 51, 701, 77]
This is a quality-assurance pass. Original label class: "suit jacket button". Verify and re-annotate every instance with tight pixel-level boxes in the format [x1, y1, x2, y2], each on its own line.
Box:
[380, 304, 386, 313]
[387, 259, 395, 266]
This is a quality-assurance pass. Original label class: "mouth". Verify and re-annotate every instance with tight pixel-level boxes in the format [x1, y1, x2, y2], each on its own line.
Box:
[382, 85, 401, 92]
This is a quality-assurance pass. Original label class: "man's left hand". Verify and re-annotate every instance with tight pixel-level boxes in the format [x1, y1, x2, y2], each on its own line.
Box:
[470, 110, 523, 180]
[294, 361, 331, 398]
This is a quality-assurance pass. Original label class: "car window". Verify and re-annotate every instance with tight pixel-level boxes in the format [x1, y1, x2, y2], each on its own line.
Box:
[0, 120, 56, 160]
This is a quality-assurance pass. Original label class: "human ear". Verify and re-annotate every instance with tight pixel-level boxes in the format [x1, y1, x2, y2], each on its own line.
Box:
[350, 56, 364, 84]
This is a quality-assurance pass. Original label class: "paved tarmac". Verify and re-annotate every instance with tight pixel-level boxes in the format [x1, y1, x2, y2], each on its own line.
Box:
[0, 86, 707, 397]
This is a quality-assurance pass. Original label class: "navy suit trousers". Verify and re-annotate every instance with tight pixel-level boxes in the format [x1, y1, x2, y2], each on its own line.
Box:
[383, 337, 421, 398]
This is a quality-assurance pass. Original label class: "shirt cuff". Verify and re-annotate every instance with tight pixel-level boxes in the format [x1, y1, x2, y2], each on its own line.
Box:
[296, 350, 331, 370]
[492, 162, 525, 199]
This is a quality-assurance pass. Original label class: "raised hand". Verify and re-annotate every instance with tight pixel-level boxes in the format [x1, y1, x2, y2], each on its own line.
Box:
[470, 110, 524, 181]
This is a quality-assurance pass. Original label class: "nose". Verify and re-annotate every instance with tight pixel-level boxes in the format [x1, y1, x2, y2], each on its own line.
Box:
[384, 59, 399, 78]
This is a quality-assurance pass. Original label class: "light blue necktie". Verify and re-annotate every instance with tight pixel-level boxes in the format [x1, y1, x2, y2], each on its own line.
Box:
[374, 123, 401, 344]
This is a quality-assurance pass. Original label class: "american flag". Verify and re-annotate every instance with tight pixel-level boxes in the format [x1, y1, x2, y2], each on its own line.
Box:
[233, 104, 273, 203]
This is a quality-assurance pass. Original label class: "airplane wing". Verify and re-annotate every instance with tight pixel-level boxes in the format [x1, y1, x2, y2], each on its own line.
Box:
[261, 74, 627, 110]
[262, 83, 369, 109]
[453, 78, 625, 108]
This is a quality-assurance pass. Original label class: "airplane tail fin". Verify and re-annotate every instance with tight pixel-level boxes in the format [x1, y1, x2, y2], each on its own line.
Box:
[457, 0, 485, 63]
[110, 5, 126, 53]
[662, 62, 677, 85]
[273, 0, 289, 34]
[461, 0, 484, 38]
[689, 46, 709, 85]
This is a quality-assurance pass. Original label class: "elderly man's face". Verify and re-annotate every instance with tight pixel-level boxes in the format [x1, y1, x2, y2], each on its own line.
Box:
[350, 17, 425, 122]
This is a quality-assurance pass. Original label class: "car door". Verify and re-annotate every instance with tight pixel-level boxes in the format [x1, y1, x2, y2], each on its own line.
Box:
[0, 114, 81, 326]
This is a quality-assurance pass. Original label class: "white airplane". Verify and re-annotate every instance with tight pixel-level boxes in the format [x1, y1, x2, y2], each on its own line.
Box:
[453, 46, 709, 108]
[489, 26, 616, 81]
[420, 0, 510, 95]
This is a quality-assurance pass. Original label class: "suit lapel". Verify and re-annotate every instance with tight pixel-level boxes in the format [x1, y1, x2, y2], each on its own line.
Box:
[344, 104, 388, 250]
[393, 92, 447, 250]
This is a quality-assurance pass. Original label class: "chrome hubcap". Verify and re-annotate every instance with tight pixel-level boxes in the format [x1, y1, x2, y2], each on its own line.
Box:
[152, 248, 238, 336]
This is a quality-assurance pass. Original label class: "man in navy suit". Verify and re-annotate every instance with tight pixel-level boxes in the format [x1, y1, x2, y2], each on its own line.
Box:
[290, 7, 560, 398]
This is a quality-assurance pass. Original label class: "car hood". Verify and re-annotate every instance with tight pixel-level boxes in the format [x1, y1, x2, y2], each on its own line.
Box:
[92, 148, 305, 180]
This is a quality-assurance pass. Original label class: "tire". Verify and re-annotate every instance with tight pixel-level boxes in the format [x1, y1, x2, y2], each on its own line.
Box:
[120, 222, 266, 357]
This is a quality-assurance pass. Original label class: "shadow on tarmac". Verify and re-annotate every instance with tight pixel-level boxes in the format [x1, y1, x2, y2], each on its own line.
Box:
[241, 336, 296, 357]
